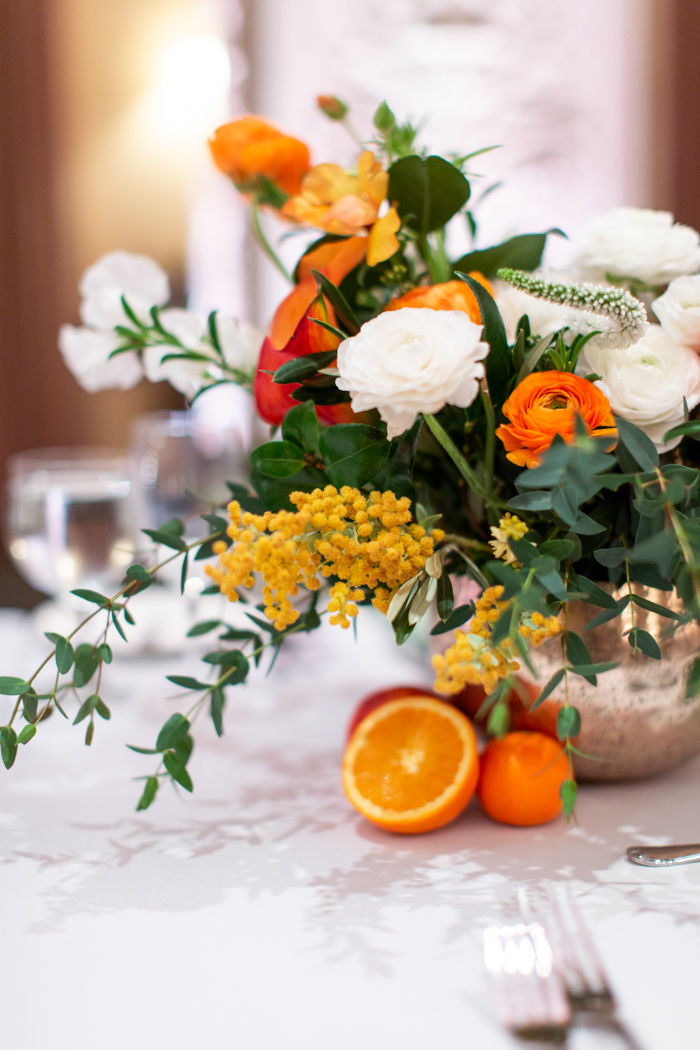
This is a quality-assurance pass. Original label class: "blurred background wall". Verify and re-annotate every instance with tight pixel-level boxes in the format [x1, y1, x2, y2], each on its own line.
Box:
[0, 0, 699, 603]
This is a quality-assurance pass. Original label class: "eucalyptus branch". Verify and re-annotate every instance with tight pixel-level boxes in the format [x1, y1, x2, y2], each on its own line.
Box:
[423, 413, 506, 510]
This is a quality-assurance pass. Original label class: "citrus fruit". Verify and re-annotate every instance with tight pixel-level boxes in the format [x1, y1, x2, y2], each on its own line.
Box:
[451, 678, 561, 740]
[478, 731, 569, 826]
[346, 684, 436, 741]
[342, 696, 480, 833]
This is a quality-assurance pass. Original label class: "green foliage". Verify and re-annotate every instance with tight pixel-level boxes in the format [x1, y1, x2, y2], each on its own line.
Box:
[319, 424, 390, 487]
[1, 727, 18, 769]
[456, 274, 511, 404]
[136, 776, 159, 811]
[0, 677, 31, 695]
[282, 401, 319, 455]
[272, 349, 339, 385]
[250, 441, 306, 479]
[388, 155, 470, 236]
[557, 706, 581, 740]
[310, 270, 360, 334]
[560, 778, 577, 819]
[73, 645, 100, 688]
[156, 714, 191, 752]
[453, 230, 563, 279]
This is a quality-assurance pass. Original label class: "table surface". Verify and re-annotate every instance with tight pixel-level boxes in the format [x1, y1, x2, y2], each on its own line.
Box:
[1, 602, 699, 1050]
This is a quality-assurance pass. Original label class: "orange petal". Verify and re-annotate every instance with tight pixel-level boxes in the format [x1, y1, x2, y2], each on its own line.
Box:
[357, 151, 388, 208]
[367, 207, 401, 267]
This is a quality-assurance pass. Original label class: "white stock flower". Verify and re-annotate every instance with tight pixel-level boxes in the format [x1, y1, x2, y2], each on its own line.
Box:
[652, 275, 700, 351]
[335, 308, 489, 440]
[79, 250, 170, 330]
[576, 207, 700, 286]
[583, 326, 700, 451]
[143, 308, 210, 399]
[58, 324, 143, 392]
[217, 317, 263, 371]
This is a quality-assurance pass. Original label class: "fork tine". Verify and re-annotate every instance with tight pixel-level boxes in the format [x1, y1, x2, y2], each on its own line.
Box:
[544, 883, 610, 1003]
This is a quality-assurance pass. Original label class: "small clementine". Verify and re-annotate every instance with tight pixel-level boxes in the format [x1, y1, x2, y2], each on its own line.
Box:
[478, 731, 569, 826]
[342, 696, 479, 833]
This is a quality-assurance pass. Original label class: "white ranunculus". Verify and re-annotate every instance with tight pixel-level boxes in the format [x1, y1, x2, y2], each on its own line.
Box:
[142, 308, 211, 399]
[576, 207, 700, 286]
[584, 326, 700, 451]
[79, 250, 170, 330]
[335, 308, 489, 440]
[58, 324, 143, 392]
[492, 271, 575, 342]
[652, 275, 700, 351]
[217, 317, 263, 372]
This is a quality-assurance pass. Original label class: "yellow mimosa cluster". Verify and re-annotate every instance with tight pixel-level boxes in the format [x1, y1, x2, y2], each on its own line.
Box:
[431, 586, 562, 695]
[206, 485, 444, 631]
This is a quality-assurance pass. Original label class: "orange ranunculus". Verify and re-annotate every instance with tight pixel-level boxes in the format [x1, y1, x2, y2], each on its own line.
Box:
[282, 152, 399, 266]
[209, 116, 310, 197]
[254, 236, 368, 426]
[496, 371, 617, 469]
[384, 274, 493, 323]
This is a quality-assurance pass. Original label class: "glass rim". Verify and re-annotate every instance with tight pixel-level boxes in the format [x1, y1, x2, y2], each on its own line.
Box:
[7, 446, 132, 473]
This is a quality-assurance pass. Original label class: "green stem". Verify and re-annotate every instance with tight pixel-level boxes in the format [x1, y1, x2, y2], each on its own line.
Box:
[250, 201, 292, 283]
[480, 385, 496, 504]
[423, 413, 506, 510]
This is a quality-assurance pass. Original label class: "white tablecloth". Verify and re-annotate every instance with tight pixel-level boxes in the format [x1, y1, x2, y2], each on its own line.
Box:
[0, 606, 698, 1050]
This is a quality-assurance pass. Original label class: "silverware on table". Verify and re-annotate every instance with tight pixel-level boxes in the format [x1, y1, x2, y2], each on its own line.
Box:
[541, 884, 646, 1050]
[626, 843, 700, 867]
[483, 922, 570, 1044]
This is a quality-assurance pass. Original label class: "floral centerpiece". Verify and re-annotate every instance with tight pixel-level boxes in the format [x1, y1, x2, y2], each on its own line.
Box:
[5, 97, 700, 826]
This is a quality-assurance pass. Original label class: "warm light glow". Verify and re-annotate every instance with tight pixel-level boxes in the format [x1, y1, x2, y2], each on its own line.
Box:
[153, 34, 231, 135]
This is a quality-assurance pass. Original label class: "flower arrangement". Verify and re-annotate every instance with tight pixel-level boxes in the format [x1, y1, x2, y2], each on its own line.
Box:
[6, 97, 700, 824]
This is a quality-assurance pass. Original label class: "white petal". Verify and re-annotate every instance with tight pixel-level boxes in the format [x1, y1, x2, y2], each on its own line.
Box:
[58, 324, 143, 392]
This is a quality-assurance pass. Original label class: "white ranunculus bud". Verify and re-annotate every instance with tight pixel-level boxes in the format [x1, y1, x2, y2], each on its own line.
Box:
[142, 308, 210, 399]
[492, 271, 576, 342]
[575, 207, 700, 286]
[58, 324, 143, 392]
[584, 326, 700, 451]
[652, 275, 700, 352]
[335, 308, 489, 440]
[79, 250, 170, 330]
[217, 317, 263, 371]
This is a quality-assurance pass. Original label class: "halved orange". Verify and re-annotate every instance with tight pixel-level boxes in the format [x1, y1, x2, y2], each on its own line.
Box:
[341, 696, 480, 834]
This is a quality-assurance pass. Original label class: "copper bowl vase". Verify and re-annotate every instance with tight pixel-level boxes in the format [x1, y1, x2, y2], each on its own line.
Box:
[523, 585, 700, 780]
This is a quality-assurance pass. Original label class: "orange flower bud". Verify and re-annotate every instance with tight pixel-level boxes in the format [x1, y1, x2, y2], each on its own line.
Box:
[317, 95, 348, 120]
[209, 115, 310, 197]
[495, 371, 617, 468]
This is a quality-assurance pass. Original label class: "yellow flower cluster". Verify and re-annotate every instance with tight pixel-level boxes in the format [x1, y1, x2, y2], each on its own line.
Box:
[431, 585, 562, 695]
[206, 485, 445, 631]
[489, 512, 529, 565]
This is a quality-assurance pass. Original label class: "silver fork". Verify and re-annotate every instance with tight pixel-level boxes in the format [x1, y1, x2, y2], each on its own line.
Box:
[484, 922, 570, 1044]
[540, 884, 646, 1050]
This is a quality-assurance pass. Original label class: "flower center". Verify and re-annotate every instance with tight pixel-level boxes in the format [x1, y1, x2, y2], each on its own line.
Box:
[544, 395, 571, 411]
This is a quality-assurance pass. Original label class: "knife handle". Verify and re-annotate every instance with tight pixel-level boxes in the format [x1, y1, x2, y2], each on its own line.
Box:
[626, 844, 700, 866]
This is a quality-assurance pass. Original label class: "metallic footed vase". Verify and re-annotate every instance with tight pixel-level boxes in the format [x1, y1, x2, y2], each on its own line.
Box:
[524, 585, 700, 780]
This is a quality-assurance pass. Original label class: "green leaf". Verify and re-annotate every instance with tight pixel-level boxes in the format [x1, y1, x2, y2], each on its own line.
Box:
[126, 563, 152, 582]
[662, 419, 700, 444]
[141, 528, 187, 551]
[18, 724, 36, 745]
[530, 668, 566, 710]
[123, 606, 136, 626]
[210, 687, 224, 737]
[568, 660, 619, 677]
[1, 726, 18, 769]
[200, 513, 229, 533]
[22, 690, 38, 724]
[557, 705, 581, 740]
[272, 349, 339, 385]
[436, 570, 454, 621]
[560, 778, 577, 819]
[126, 745, 159, 755]
[53, 636, 74, 674]
[320, 424, 390, 488]
[72, 694, 99, 725]
[506, 490, 553, 512]
[159, 517, 185, 536]
[584, 597, 630, 631]
[565, 632, 595, 683]
[166, 675, 211, 691]
[388, 154, 470, 236]
[99, 643, 113, 664]
[180, 551, 189, 595]
[0, 677, 31, 695]
[538, 539, 576, 562]
[186, 620, 222, 637]
[686, 655, 700, 699]
[282, 401, 320, 455]
[173, 733, 194, 766]
[310, 270, 361, 334]
[250, 440, 306, 479]
[569, 574, 618, 609]
[136, 776, 159, 811]
[456, 274, 511, 404]
[73, 644, 100, 688]
[628, 593, 683, 621]
[452, 231, 562, 279]
[291, 385, 351, 406]
[111, 611, 128, 642]
[594, 547, 627, 569]
[156, 713, 191, 752]
[163, 751, 193, 792]
[615, 416, 659, 472]
[250, 464, 328, 513]
[551, 484, 579, 526]
[487, 702, 510, 737]
[429, 601, 475, 635]
[70, 588, 110, 606]
[628, 627, 661, 659]
[94, 698, 111, 720]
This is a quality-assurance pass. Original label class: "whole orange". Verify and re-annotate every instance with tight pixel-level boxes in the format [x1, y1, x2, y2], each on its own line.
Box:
[478, 731, 569, 826]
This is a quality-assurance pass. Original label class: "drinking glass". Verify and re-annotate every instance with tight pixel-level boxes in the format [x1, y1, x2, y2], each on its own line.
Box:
[6, 447, 136, 604]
